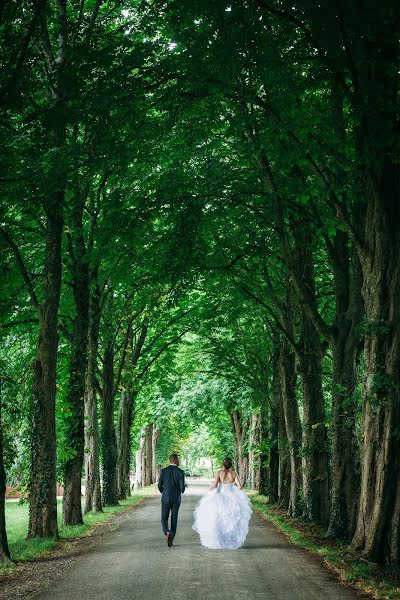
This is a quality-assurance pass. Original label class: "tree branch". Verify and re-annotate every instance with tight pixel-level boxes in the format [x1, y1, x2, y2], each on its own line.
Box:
[55, 0, 68, 65]
[0, 228, 40, 310]
[137, 329, 190, 381]
[243, 128, 335, 345]
[0, 318, 38, 329]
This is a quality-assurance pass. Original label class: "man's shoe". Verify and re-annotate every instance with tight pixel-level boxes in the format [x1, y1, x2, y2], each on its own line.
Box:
[167, 533, 173, 547]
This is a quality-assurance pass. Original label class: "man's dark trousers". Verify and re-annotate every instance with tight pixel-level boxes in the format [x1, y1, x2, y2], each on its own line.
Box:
[158, 465, 185, 540]
[161, 498, 180, 539]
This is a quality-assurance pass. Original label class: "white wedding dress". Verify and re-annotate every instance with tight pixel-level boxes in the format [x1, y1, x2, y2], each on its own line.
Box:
[193, 482, 252, 549]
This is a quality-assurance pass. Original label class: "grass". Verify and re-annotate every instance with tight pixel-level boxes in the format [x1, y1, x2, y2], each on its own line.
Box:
[4, 486, 155, 566]
[250, 493, 400, 600]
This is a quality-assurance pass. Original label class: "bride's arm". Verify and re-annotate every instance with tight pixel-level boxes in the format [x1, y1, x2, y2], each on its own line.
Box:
[210, 471, 220, 490]
[234, 473, 243, 489]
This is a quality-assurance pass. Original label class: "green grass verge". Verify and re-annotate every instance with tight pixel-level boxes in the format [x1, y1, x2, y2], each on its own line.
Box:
[4, 486, 155, 566]
[250, 493, 400, 600]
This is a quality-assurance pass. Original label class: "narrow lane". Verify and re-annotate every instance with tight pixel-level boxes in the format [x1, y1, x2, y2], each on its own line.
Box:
[37, 479, 363, 600]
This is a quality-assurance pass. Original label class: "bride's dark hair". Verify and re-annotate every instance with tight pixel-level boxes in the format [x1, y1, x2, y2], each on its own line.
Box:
[222, 457, 233, 470]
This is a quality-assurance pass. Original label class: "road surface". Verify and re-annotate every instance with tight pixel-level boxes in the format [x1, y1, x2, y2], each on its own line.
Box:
[37, 479, 363, 600]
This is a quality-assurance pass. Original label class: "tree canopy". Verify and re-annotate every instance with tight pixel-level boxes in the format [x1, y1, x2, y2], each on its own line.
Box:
[1, 0, 399, 567]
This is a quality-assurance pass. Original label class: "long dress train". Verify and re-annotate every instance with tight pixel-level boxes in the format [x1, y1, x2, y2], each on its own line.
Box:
[193, 482, 252, 549]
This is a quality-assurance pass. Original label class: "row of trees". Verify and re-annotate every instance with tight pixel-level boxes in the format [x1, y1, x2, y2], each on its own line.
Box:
[150, 0, 399, 564]
[1, 0, 399, 568]
[0, 0, 199, 564]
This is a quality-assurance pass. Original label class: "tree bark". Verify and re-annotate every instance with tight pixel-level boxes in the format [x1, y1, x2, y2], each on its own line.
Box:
[294, 223, 330, 525]
[327, 232, 363, 538]
[268, 341, 281, 503]
[351, 168, 400, 563]
[101, 342, 118, 506]
[62, 197, 89, 526]
[143, 424, 153, 487]
[279, 287, 302, 517]
[28, 0, 69, 540]
[248, 413, 261, 491]
[258, 401, 270, 497]
[152, 425, 160, 484]
[231, 410, 248, 486]
[0, 392, 12, 564]
[278, 397, 290, 509]
[117, 390, 135, 499]
[340, 13, 400, 561]
[116, 325, 147, 498]
[28, 210, 63, 539]
[135, 428, 146, 490]
[84, 269, 102, 513]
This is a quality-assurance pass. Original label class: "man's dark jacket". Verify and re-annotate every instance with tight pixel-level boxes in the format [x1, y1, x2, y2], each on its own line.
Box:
[158, 465, 185, 502]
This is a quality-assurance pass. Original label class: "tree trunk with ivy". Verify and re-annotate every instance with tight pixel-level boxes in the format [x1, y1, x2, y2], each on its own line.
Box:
[62, 196, 89, 526]
[116, 326, 147, 497]
[0, 394, 11, 564]
[28, 209, 63, 539]
[268, 338, 281, 503]
[294, 223, 330, 525]
[337, 8, 400, 562]
[117, 389, 135, 499]
[279, 286, 302, 517]
[101, 342, 119, 506]
[258, 402, 270, 497]
[84, 268, 102, 513]
[327, 231, 363, 539]
[278, 398, 290, 509]
[351, 159, 400, 563]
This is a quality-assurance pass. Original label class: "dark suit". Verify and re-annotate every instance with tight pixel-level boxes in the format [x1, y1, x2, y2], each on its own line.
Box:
[158, 465, 185, 540]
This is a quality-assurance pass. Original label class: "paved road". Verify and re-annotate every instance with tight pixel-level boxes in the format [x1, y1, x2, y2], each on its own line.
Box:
[37, 479, 362, 600]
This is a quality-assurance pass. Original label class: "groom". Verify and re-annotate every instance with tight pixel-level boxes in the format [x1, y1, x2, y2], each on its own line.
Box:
[158, 454, 186, 547]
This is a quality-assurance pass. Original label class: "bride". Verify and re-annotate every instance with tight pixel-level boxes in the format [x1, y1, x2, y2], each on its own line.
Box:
[192, 458, 252, 549]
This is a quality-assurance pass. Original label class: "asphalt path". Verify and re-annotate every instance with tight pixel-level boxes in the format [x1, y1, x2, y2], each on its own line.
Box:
[36, 479, 363, 600]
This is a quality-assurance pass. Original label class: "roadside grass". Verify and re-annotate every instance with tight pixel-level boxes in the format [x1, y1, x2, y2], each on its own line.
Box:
[250, 493, 400, 600]
[4, 485, 156, 567]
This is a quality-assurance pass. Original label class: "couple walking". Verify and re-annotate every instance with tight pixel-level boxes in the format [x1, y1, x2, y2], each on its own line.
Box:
[158, 454, 252, 549]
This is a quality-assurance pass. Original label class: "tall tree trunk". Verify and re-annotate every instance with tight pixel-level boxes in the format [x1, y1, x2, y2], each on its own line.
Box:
[0, 391, 12, 564]
[101, 343, 118, 506]
[27, 0, 69, 540]
[84, 270, 102, 513]
[248, 413, 261, 491]
[144, 424, 153, 487]
[117, 390, 134, 499]
[116, 326, 147, 498]
[62, 198, 89, 526]
[28, 210, 63, 539]
[298, 315, 330, 525]
[231, 410, 248, 486]
[135, 428, 146, 490]
[294, 224, 330, 525]
[278, 397, 290, 509]
[152, 425, 160, 484]
[327, 10, 399, 558]
[328, 234, 363, 538]
[326, 89, 363, 540]
[352, 168, 400, 563]
[279, 289, 302, 517]
[258, 401, 270, 497]
[268, 342, 281, 503]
